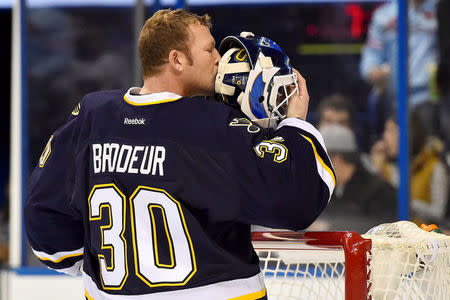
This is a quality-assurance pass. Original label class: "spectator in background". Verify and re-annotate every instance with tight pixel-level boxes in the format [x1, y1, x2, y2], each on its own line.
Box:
[317, 93, 353, 130]
[360, 0, 439, 136]
[310, 124, 397, 234]
[370, 112, 449, 225]
[317, 93, 373, 158]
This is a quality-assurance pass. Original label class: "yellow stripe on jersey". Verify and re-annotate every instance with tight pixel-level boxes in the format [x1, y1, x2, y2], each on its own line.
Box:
[228, 287, 267, 300]
[123, 94, 181, 106]
[85, 290, 95, 300]
[300, 134, 336, 186]
[36, 251, 83, 263]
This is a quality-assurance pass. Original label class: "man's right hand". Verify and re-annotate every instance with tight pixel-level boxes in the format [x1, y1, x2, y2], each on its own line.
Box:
[286, 69, 309, 120]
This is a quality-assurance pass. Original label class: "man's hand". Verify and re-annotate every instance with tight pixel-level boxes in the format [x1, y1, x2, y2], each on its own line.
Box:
[368, 64, 390, 93]
[286, 69, 309, 120]
[370, 139, 387, 173]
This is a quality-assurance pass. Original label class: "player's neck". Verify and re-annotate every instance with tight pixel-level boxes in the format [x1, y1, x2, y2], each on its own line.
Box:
[140, 72, 185, 96]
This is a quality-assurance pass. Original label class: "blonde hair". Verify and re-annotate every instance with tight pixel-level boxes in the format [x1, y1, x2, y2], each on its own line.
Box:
[139, 9, 212, 78]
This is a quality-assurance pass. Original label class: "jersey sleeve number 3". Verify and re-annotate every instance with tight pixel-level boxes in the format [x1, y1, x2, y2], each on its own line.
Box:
[89, 184, 196, 290]
[254, 140, 288, 163]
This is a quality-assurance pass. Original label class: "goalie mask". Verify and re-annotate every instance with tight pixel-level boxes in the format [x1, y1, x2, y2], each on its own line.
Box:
[215, 32, 298, 128]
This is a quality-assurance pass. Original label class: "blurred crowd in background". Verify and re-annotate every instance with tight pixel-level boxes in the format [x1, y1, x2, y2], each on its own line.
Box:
[312, 0, 450, 234]
[0, 0, 450, 266]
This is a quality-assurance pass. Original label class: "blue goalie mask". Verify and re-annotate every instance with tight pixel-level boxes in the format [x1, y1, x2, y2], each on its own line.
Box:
[215, 32, 299, 128]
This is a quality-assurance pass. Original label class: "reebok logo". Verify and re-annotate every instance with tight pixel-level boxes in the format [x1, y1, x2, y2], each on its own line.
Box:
[124, 118, 146, 125]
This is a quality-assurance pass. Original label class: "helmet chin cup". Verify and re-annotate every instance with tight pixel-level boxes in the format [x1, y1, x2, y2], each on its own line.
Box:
[252, 118, 279, 129]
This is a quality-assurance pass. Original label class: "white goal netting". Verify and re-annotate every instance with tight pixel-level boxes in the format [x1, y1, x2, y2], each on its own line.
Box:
[252, 230, 361, 300]
[253, 221, 450, 300]
[363, 221, 450, 300]
[256, 247, 346, 299]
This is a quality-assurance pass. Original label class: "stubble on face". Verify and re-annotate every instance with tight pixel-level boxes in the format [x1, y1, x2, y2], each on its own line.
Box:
[183, 23, 219, 96]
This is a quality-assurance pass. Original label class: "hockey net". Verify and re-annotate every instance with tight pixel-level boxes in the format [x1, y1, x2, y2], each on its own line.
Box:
[252, 221, 450, 300]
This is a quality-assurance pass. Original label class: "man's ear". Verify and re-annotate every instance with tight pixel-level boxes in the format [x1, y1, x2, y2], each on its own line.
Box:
[168, 49, 186, 72]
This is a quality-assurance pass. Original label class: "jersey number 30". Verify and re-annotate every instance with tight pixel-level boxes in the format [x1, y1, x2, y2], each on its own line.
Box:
[89, 184, 196, 290]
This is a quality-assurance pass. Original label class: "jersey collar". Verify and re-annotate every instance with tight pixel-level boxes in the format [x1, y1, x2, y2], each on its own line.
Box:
[123, 87, 182, 106]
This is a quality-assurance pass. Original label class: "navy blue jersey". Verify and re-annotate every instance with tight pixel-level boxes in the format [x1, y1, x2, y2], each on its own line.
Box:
[24, 88, 335, 299]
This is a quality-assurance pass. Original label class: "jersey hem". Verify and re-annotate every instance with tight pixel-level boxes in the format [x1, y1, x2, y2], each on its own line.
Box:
[82, 271, 265, 300]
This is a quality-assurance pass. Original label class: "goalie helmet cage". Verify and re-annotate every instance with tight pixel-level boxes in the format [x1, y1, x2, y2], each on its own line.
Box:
[252, 231, 372, 300]
[252, 223, 450, 300]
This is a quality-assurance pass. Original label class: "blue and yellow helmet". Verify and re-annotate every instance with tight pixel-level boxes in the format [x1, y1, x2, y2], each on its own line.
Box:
[215, 32, 298, 128]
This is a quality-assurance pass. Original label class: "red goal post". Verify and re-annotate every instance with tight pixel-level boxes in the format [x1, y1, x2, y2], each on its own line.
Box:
[251, 230, 372, 300]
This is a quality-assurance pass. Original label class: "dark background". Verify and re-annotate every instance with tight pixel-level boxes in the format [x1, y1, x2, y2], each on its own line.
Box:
[0, 9, 11, 210]
[1, 1, 384, 215]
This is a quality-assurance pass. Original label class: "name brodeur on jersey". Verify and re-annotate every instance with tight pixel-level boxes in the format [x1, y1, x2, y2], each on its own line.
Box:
[92, 143, 165, 176]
